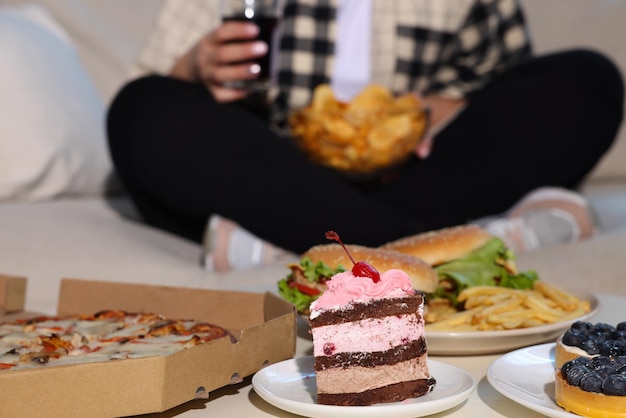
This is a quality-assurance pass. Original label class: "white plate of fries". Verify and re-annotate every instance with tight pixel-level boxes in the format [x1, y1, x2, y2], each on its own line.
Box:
[424, 283, 598, 356]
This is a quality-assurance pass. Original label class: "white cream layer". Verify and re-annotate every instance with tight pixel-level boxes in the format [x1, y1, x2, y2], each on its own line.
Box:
[558, 336, 598, 359]
[316, 356, 430, 394]
[312, 314, 423, 356]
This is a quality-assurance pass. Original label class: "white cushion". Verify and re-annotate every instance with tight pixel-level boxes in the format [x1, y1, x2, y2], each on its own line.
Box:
[0, 4, 113, 202]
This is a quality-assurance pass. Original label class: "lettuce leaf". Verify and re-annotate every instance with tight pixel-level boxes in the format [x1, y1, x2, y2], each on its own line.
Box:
[431, 238, 538, 306]
[277, 258, 346, 313]
[300, 258, 346, 282]
[277, 278, 318, 313]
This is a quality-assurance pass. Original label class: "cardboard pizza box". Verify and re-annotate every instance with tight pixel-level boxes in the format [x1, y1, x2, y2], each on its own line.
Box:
[0, 278, 296, 418]
[0, 274, 27, 314]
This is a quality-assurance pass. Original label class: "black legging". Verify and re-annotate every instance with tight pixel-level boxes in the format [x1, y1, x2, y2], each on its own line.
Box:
[107, 49, 623, 254]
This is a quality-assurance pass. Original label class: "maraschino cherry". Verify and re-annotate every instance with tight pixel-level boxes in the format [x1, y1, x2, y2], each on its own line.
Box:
[325, 231, 380, 283]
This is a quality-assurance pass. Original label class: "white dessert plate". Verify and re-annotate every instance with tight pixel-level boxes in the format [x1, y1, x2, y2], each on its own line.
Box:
[252, 356, 476, 418]
[487, 343, 578, 417]
[426, 290, 598, 355]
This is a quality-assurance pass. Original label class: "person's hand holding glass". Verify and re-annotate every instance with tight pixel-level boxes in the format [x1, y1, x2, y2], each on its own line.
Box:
[170, 0, 284, 107]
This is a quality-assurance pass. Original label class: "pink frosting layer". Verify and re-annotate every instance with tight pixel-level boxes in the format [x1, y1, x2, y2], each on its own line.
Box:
[311, 313, 424, 356]
[310, 268, 415, 313]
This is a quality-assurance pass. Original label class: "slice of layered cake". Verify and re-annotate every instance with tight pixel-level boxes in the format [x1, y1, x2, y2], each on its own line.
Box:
[309, 232, 437, 406]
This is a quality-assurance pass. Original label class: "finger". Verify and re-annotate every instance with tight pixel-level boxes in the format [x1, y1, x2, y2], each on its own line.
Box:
[210, 85, 249, 103]
[194, 22, 268, 103]
[205, 67, 253, 103]
[195, 40, 265, 101]
[213, 40, 268, 66]
[415, 134, 433, 159]
[212, 62, 261, 85]
[195, 22, 265, 71]
[214, 21, 260, 43]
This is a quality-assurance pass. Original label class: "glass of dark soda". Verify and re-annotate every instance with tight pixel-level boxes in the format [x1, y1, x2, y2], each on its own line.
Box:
[220, 0, 285, 93]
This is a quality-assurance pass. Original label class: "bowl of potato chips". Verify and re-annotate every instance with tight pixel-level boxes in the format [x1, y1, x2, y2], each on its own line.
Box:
[288, 84, 429, 176]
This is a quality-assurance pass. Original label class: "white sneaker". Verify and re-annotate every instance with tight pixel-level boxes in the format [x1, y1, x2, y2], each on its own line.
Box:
[203, 215, 295, 272]
[480, 187, 596, 252]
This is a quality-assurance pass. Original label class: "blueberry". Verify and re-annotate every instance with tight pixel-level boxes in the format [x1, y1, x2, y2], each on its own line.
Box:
[591, 323, 616, 340]
[593, 364, 618, 380]
[562, 329, 586, 347]
[590, 356, 614, 369]
[603, 374, 626, 396]
[575, 356, 591, 367]
[566, 365, 590, 386]
[595, 322, 616, 332]
[563, 357, 591, 376]
[615, 355, 626, 366]
[616, 322, 626, 331]
[613, 330, 626, 341]
[600, 340, 624, 357]
[561, 360, 576, 376]
[580, 372, 604, 393]
[582, 338, 601, 355]
[571, 321, 594, 333]
[562, 359, 586, 376]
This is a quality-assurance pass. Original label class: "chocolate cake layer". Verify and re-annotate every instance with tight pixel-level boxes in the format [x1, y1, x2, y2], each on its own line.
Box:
[317, 377, 436, 406]
[310, 294, 424, 327]
[314, 337, 427, 370]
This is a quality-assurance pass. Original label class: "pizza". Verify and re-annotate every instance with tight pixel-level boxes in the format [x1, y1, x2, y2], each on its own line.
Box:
[0, 309, 232, 371]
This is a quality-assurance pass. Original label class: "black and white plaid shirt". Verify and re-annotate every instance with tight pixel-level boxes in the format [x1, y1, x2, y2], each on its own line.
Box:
[135, 0, 532, 115]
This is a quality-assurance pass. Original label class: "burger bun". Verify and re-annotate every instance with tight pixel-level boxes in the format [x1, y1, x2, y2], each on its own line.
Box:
[303, 244, 438, 292]
[380, 224, 493, 266]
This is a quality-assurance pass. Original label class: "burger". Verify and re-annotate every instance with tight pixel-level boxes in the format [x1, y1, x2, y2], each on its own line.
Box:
[278, 244, 438, 314]
[380, 224, 539, 306]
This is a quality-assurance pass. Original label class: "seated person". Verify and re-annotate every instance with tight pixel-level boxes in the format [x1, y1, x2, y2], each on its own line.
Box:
[107, 0, 623, 271]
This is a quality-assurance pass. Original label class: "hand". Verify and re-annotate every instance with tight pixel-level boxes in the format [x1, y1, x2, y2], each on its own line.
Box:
[170, 21, 268, 102]
[415, 94, 466, 159]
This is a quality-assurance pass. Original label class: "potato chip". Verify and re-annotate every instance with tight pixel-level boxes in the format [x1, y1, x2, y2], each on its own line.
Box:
[391, 93, 422, 110]
[345, 84, 393, 123]
[367, 114, 413, 151]
[311, 84, 342, 113]
[320, 116, 357, 144]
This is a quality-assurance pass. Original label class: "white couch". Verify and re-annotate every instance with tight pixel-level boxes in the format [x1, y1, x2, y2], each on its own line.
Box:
[1, 0, 625, 315]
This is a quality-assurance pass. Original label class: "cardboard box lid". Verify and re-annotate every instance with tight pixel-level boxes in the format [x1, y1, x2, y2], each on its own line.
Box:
[57, 278, 274, 329]
[0, 274, 26, 314]
[0, 278, 296, 417]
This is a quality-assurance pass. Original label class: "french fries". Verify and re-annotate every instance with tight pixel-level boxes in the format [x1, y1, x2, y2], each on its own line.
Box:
[425, 281, 591, 332]
[289, 84, 428, 174]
